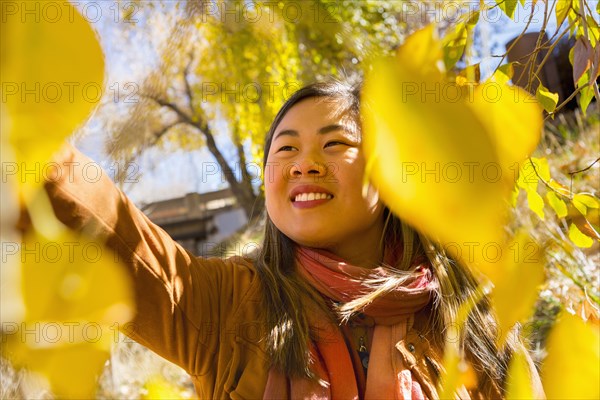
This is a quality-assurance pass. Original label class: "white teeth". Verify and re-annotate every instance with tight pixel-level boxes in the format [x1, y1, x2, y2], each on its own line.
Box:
[294, 192, 333, 202]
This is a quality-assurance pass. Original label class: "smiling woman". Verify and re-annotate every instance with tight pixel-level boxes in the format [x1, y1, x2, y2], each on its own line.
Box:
[265, 95, 384, 267]
[44, 80, 544, 399]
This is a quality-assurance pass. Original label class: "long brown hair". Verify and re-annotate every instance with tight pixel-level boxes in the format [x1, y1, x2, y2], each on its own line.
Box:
[254, 80, 517, 392]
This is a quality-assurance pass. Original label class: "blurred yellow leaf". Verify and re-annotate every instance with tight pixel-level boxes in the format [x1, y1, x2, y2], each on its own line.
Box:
[482, 233, 545, 346]
[468, 86, 542, 180]
[569, 222, 594, 247]
[505, 348, 535, 400]
[536, 84, 559, 113]
[546, 191, 568, 218]
[1, 1, 104, 174]
[143, 376, 185, 399]
[542, 313, 600, 399]
[362, 25, 542, 268]
[1, 227, 133, 398]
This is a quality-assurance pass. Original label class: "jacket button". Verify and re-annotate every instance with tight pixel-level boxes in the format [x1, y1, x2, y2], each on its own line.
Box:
[407, 343, 416, 353]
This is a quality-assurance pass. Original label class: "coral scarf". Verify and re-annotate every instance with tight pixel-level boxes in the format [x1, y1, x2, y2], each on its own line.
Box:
[264, 246, 436, 399]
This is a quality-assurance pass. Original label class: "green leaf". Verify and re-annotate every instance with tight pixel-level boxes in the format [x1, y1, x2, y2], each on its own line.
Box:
[442, 22, 468, 71]
[483, 232, 545, 346]
[542, 313, 600, 398]
[569, 222, 594, 247]
[546, 191, 568, 218]
[579, 84, 595, 116]
[536, 84, 559, 113]
[496, 0, 518, 20]
[526, 189, 545, 220]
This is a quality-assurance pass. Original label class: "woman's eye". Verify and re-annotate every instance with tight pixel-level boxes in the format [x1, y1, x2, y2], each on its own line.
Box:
[324, 141, 347, 148]
[277, 145, 296, 152]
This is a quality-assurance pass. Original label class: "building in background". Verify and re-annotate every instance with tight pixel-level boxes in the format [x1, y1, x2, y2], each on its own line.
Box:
[506, 32, 578, 111]
[141, 189, 247, 256]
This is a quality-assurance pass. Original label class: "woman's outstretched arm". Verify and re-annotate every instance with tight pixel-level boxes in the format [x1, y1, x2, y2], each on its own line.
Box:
[42, 143, 257, 376]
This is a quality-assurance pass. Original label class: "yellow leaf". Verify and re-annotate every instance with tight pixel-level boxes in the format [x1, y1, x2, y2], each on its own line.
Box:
[510, 184, 520, 207]
[569, 222, 594, 248]
[492, 63, 514, 86]
[457, 64, 481, 85]
[496, 0, 518, 19]
[526, 189, 545, 220]
[536, 84, 559, 113]
[468, 85, 543, 180]
[506, 348, 535, 400]
[363, 58, 503, 266]
[363, 26, 542, 264]
[574, 193, 600, 208]
[2, 227, 133, 398]
[482, 233, 545, 346]
[542, 313, 600, 399]
[549, 180, 571, 196]
[2, 1, 105, 174]
[395, 24, 444, 79]
[546, 191, 568, 218]
[555, 0, 572, 27]
[531, 157, 550, 181]
[517, 160, 540, 191]
[363, 26, 542, 268]
[572, 196, 589, 216]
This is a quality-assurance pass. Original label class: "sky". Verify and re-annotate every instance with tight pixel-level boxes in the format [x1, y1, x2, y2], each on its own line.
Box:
[73, 0, 565, 207]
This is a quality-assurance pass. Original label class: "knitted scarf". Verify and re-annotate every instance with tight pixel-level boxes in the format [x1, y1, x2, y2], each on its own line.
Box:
[263, 246, 436, 399]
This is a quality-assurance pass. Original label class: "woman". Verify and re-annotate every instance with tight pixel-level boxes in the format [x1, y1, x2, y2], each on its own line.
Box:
[45, 81, 543, 399]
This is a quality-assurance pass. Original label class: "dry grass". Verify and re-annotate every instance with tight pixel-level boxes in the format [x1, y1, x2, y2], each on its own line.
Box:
[514, 107, 600, 361]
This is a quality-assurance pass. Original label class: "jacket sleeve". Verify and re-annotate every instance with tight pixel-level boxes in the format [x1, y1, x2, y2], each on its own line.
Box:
[43, 143, 256, 375]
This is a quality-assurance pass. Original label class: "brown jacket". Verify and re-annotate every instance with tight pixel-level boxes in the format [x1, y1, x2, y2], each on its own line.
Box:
[44, 145, 543, 399]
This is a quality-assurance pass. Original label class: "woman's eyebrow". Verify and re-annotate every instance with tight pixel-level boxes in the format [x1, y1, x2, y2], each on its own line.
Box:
[273, 124, 352, 140]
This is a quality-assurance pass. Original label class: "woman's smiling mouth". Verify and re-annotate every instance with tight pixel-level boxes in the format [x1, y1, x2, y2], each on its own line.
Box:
[290, 185, 334, 208]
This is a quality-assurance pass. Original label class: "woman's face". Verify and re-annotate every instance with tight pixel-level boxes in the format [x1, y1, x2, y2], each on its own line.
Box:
[264, 97, 385, 266]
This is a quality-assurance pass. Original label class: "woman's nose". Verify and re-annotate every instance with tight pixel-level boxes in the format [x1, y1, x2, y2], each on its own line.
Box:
[288, 159, 328, 178]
